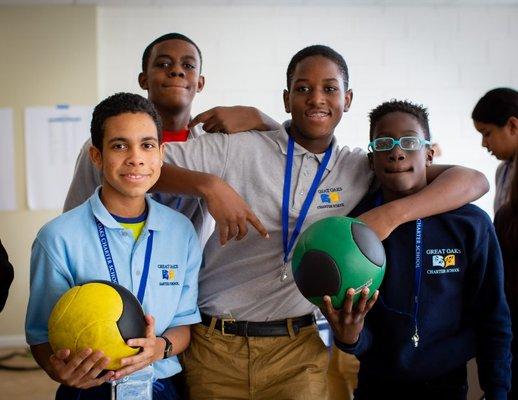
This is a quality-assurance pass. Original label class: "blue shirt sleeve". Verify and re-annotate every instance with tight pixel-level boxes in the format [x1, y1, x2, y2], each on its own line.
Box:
[25, 236, 74, 345]
[334, 321, 374, 356]
[170, 228, 202, 327]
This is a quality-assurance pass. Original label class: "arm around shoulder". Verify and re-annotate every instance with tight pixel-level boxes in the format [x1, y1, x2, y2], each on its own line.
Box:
[412, 164, 489, 221]
[359, 165, 489, 240]
[189, 106, 280, 133]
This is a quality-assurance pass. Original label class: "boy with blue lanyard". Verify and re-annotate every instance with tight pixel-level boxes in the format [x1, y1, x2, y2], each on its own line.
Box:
[25, 93, 202, 400]
[152, 46, 490, 399]
[326, 100, 512, 399]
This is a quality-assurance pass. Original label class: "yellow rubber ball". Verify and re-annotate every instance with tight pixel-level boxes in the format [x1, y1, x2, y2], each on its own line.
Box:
[48, 281, 146, 370]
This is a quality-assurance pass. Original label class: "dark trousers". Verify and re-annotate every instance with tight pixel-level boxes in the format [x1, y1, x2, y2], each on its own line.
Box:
[55, 377, 180, 400]
[355, 366, 468, 400]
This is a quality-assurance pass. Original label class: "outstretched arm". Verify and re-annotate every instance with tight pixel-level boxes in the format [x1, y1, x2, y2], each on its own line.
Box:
[359, 165, 489, 240]
[152, 164, 268, 245]
[189, 106, 279, 133]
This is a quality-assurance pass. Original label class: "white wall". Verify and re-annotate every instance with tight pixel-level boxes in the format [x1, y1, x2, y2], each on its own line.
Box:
[98, 4, 518, 216]
[0, 5, 98, 342]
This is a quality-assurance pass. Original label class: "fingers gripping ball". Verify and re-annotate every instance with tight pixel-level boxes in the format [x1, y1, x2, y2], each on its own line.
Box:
[292, 216, 386, 308]
[48, 281, 146, 370]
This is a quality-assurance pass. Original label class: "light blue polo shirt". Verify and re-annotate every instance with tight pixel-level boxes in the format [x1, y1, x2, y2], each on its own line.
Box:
[25, 187, 202, 379]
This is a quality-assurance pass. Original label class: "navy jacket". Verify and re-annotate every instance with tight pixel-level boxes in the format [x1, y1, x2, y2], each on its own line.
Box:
[338, 199, 512, 399]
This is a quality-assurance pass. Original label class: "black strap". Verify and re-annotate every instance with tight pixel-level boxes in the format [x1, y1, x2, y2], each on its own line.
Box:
[200, 313, 315, 337]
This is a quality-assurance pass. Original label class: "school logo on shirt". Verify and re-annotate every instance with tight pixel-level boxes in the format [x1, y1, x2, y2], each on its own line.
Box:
[317, 187, 345, 209]
[426, 248, 461, 274]
[158, 264, 180, 286]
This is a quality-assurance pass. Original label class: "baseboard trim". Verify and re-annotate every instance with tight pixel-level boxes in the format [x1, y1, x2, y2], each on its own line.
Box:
[0, 334, 26, 348]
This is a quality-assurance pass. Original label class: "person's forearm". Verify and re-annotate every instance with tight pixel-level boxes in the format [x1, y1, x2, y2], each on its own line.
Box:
[390, 165, 489, 224]
[152, 163, 219, 198]
[250, 107, 280, 131]
[162, 325, 191, 356]
[31, 343, 59, 381]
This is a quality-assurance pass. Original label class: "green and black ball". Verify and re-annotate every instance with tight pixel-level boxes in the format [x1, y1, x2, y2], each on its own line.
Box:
[292, 216, 386, 308]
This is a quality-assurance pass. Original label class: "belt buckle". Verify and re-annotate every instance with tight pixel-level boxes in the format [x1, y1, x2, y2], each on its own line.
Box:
[221, 318, 236, 336]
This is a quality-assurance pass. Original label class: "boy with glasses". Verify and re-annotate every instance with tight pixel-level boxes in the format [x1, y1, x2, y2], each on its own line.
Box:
[325, 100, 512, 399]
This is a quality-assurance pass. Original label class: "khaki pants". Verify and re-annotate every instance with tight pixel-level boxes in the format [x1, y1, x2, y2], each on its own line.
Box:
[182, 323, 329, 400]
[327, 344, 359, 400]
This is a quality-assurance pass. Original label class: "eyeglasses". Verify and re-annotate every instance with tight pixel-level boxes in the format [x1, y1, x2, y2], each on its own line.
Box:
[368, 136, 431, 152]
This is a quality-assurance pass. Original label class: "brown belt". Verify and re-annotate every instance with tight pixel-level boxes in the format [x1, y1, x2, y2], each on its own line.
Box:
[200, 312, 315, 337]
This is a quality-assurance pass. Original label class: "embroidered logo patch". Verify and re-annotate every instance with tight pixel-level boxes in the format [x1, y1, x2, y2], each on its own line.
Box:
[426, 249, 461, 274]
[158, 264, 180, 286]
[317, 187, 345, 209]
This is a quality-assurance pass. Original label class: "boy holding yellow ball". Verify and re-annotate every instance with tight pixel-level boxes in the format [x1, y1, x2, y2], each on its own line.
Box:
[25, 93, 202, 400]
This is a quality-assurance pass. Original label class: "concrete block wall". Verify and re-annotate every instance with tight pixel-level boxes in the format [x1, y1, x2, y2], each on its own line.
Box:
[98, 4, 518, 216]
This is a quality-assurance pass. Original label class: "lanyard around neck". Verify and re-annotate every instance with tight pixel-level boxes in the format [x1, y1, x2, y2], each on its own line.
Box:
[282, 135, 333, 265]
[374, 191, 424, 347]
[95, 218, 154, 304]
[412, 218, 424, 346]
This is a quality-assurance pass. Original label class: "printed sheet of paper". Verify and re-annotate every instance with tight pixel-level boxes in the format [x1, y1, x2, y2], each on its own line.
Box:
[0, 108, 16, 211]
[25, 106, 93, 210]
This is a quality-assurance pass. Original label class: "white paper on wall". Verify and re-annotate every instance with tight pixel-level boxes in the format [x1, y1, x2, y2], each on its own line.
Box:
[0, 108, 16, 211]
[24, 105, 92, 210]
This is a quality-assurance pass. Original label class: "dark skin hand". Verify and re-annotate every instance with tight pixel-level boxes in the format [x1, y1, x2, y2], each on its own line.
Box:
[153, 165, 269, 245]
[113, 315, 163, 380]
[320, 287, 379, 345]
[189, 106, 280, 134]
[202, 175, 270, 244]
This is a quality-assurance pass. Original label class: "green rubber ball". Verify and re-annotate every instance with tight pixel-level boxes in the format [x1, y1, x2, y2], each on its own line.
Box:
[292, 216, 386, 309]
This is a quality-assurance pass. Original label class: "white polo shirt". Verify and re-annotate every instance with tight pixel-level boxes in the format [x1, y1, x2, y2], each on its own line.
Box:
[26, 188, 202, 379]
[163, 121, 374, 321]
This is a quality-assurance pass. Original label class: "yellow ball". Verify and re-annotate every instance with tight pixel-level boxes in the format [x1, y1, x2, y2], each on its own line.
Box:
[48, 281, 146, 370]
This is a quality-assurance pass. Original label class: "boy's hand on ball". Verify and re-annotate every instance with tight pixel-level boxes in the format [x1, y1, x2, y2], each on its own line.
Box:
[321, 288, 378, 345]
[49, 347, 113, 388]
[115, 315, 161, 380]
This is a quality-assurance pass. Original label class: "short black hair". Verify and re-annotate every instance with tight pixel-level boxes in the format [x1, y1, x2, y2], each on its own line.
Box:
[286, 45, 349, 90]
[472, 87, 518, 126]
[369, 100, 431, 141]
[141, 33, 202, 73]
[91, 92, 162, 150]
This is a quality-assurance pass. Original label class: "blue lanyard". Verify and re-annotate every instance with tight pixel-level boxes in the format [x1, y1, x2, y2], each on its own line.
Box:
[95, 218, 154, 304]
[412, 218, 423, 347]
[377, 218, 424, 347]
[282, 136, 333, 267]
[373, 191, 424, 347]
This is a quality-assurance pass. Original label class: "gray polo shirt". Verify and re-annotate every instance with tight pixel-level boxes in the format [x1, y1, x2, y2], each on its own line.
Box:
[164, 121, 373, 321]
[62, 124, 214, 245]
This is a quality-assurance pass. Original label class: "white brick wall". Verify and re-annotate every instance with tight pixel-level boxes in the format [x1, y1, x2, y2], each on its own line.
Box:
[98, 4, 518, 216]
